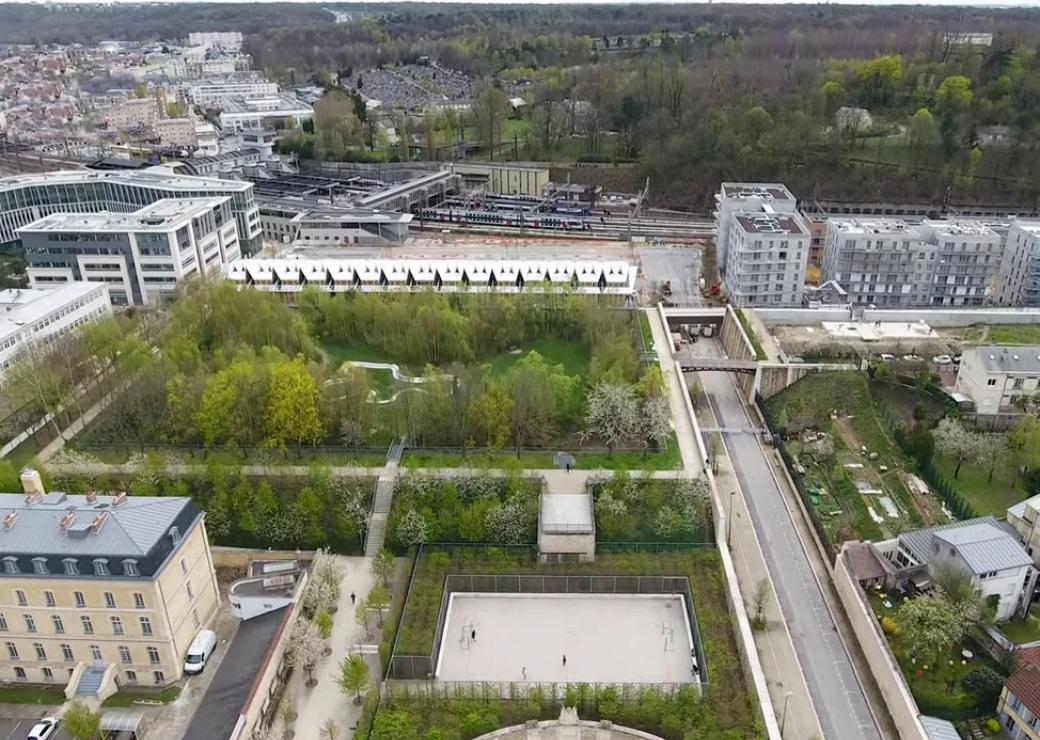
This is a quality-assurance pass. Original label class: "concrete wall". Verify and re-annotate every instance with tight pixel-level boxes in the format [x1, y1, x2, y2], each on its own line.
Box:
[755, 363, 859, 400]
[538, 532, 595, 562]
[757, 307, 1040, 327]
[211, 547, 315, 570]
[719, 306, 757, 397]
[833, 545, 928, 740]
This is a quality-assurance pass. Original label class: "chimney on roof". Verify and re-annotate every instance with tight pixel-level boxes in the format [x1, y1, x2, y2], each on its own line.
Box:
[59, 512, 76, 531]
[3, 512, 17, 530]
[112, 492, 127, 507]
[91, 511, 108, 534]
[19, 468, 44, 498]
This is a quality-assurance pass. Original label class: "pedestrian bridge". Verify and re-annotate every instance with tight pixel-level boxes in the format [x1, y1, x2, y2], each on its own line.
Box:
[677, 356, 759, 374]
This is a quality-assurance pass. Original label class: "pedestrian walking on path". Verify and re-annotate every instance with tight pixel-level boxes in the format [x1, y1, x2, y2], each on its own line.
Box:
[562, 655, 567, 666]
[350, 592, 356, 605]
[522, 667, 527, 679]
[471, 629, 477, 642]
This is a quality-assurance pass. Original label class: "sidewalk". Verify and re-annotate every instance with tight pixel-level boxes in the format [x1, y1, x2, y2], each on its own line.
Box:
[284, 556, 377, 740]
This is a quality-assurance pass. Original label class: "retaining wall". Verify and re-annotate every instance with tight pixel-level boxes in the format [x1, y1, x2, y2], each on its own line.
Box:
[833, 544, 928, 740]
[757, 307, 1040, 328]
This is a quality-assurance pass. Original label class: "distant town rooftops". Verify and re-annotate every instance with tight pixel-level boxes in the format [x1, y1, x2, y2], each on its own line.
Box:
[19, 197, 229, 233]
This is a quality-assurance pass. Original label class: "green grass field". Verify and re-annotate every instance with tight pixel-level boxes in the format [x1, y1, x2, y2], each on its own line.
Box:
[932, 454, 1024, 517]
[988, 325, 1040, 346]
[999, 614, 1040, 646]
[485, 338, 591, 378]
[404, 436, 680, 471]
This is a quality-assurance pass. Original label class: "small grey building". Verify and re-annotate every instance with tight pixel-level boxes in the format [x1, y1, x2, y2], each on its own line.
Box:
[538, 493, 595, 563]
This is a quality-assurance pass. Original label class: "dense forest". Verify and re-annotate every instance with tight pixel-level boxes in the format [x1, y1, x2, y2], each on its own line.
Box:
[7, 3, 1040, 207]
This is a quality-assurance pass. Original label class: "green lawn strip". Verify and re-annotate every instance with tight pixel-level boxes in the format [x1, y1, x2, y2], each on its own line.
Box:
[485, 338, 591, 378]
[932, 455, 1024, 518]
[988, 325, 1040, 346]
[999, 614, 1040, 646]
[0, 686, 66, 704]
[102, 686, 182, 707]
[638, 311, 655, 352]
[391, 547, 758, 738]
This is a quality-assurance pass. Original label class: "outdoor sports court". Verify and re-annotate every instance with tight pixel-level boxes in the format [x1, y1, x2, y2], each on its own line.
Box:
[436, 593, 698, 684]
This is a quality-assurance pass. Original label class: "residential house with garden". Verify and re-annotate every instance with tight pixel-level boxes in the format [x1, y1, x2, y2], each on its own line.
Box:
[955, 346, 1040, 415]
[998, 646, 1040, 740]
[874, 517, 1037, 621]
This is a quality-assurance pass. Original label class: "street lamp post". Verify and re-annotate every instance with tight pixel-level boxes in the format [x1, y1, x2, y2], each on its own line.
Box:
[780, 690, 793, 737]
[726, 490, 737, 548]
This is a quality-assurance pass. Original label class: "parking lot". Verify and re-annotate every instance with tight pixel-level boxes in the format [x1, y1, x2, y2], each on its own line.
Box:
[0, 717, 69, 740]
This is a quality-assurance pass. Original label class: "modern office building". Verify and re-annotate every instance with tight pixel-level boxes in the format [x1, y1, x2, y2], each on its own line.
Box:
[821, 218, 1004, 307]
[0, 169, 262, 254]
[0, 282, 111, 378]
[954, 345, 1040, 415]
[997, 220, 1040, 307]
[0, 469, 220, 694]
[258, 199, 412, 246]
[218, 95, 312, 133]
[714, 183, 799, 272]
[20, 197, 241, 306]
[186, 79, 279, 109]
[722, 210, 810, 306]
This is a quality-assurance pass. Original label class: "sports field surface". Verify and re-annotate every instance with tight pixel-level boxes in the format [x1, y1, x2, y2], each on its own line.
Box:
[436, 593, 697, 684]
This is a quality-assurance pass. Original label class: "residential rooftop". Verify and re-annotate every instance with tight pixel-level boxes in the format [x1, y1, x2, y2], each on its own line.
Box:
[827, 217, 912, 235]
[924, 219, 1000, 238]
[899, 516, 1032, 575]
[734, 212, 805, 236]
[720, 182, 795, 202]
[970, 346, 1040, 375]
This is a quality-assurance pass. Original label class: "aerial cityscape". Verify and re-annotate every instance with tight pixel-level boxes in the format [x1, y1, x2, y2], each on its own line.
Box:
[2, 2, 1040, 740]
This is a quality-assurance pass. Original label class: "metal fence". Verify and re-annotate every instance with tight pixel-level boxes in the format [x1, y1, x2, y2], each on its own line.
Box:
[389, 568, 708, 689]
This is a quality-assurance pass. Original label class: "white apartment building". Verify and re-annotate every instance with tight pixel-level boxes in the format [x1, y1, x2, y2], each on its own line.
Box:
[186, 80, 279, 109]
[187, 31, 244, 50]
[723, 210, 809, 306]
[997, 220, 1040, 307]
[218, 95, 312, 133]
[20, 197, 241, 306]
[99, 98, 158, 133]
[194, 121, 219, 156]
[822, 218, 1003, 307]
[954, 345, 1040, 415]
[0, 282, 111, 377]
[714, 183, 798, 272]
[156, 117, 197, 148]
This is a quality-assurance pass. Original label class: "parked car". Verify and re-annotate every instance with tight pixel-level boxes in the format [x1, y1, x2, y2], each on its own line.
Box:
[28, 718, 57, 740]
[184, 629, 217, 675]
[902, 354, 919, 361]
[879, 353, 896, 362]
[952, 355, 962, 365]
[932, 354, 954, 365]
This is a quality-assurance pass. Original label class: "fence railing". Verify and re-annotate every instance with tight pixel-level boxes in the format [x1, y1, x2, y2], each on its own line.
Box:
[388, 565, 708, 689]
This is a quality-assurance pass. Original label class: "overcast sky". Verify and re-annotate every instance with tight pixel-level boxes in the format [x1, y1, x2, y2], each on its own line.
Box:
[8, 0, 1040, 5]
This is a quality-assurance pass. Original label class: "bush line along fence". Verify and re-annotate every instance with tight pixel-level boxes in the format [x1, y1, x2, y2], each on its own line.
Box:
[755, 393, 839, 564]
[734, 309, 767, 361]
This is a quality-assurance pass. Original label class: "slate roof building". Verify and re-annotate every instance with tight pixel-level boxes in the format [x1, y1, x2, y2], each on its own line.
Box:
[0, 469, 220, 698]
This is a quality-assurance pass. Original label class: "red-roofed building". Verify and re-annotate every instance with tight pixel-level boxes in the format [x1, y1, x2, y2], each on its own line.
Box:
[998, 646, 1040, 739]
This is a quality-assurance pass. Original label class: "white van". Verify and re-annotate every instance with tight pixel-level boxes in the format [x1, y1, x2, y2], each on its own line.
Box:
[184, 629, 217, 675]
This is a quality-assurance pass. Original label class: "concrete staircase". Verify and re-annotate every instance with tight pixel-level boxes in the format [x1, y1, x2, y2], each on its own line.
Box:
[76, 667, 105, 697]
[363, 439, 405, 557]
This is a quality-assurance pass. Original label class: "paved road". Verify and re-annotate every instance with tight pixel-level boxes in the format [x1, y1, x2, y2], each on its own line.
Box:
[695, 343, 881, 740]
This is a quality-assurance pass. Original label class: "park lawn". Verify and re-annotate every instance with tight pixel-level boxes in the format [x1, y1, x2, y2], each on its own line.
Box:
[932, 454, 1024, 517]
[403, 438, 680, 471]
[1000, 614, 1040, 646]
[0, 685, 66, 704]
[989, 325, 1040, 345]
[638, 311, 655, 353]
[486, 338, 591, 378]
